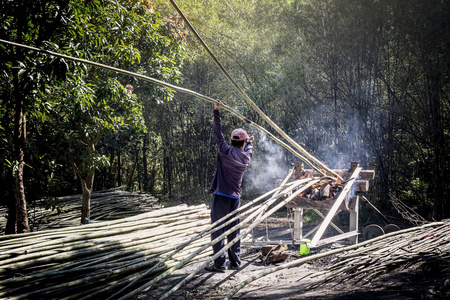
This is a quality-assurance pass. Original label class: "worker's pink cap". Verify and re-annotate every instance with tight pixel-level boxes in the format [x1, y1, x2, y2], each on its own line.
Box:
[231, 128, 248, 141]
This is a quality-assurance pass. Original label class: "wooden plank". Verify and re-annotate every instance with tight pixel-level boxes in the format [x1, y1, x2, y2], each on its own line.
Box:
[295, 168, 374, 180]
[286, 197, 347, 210]
[349, 196, 359, 244]
[355, 180, 369, 192]
[316, 230, 359, 247]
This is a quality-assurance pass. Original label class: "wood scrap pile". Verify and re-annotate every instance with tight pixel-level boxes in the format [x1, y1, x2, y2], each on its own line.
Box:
[0, 204, 211, 299]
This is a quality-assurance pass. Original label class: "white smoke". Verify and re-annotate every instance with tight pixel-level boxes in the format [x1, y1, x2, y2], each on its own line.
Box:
[245, 127, 289, 193]
[242, 106, 372, 196]
[293, 105, 371, 170]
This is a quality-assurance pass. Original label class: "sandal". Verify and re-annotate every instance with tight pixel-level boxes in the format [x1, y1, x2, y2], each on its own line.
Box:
[205, 264, 226, 273]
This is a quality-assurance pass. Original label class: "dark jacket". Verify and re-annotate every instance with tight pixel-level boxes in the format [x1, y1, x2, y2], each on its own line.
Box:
[210, 109, 252, 199]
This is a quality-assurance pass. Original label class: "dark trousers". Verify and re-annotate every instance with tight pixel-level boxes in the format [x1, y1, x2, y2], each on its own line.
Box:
[210, 194, 241, 268]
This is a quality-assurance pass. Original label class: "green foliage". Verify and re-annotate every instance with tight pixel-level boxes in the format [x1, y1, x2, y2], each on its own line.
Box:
[39, 0, 184, 190]
[1, 0, 448, 222]
[401, 178, 430, 209]
[149, 0, 449, 220]
[0, 0, 185, 211]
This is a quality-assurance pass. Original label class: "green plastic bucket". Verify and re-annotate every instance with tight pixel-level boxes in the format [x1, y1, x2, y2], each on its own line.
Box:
[299, 239, 311, 255]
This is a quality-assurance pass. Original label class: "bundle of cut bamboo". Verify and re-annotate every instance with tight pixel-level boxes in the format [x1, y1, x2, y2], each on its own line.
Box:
[0, 204, 211, 299]
[308, 219, 450, 288]
[223, 220, 449, 299]
[111, 175, 335, 300]
[25, 187, 159, 230]
[1, 175, 337, 299]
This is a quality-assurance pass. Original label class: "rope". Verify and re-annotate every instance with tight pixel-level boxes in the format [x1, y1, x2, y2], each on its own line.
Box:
[389, 193, 427, 226]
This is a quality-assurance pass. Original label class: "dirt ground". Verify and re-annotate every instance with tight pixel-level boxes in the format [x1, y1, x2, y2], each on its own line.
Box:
[135, 217, 449, 300]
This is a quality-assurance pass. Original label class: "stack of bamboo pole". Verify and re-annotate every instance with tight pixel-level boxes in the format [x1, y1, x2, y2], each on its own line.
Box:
[308, 219, 450, 288]
[223, 220, 449, 299]
[1, 174, 350, 300]
[25, 188, 159, 230]
[2, 174, 428, 300]
[0, 176, 311, 299]
[0, 204, 211, 299]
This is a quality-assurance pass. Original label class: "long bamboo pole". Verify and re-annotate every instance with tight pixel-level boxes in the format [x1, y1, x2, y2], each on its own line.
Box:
[310, 167, 362, 247]
[110, 180, 303, 298]
[307, 222, 449, 289]
[160, 178, 329, 300]
[0, 204, 193, 242]
[168, 0, 342, 180]
[1, 244, 214, 300]
[107, 187, 281, 299]
[115, 178, 322, 300]
[0, 223, 212, 298]
[0, 205, 206, 253]
[0, 206, 208, 260]
[0, 210, 208, 262]
[0, 38, 326, 175]
[0, 203, 215, 298]
[0, 218, 209, 274]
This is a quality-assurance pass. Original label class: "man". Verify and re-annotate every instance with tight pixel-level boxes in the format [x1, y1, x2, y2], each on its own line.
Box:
[207, 99, 253, 272]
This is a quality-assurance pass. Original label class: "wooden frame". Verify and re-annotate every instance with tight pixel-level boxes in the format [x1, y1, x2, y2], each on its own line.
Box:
[243, 163, 374, 248]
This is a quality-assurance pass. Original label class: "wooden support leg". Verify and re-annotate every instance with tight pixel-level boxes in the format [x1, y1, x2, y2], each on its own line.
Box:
[293, 208, 303, 240]
[310, 167, 362, 247]
[313, 209, 344, 234]
[349, 196, 359, 245]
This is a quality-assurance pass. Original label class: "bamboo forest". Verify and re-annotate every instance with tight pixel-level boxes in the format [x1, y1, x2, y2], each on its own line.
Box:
[2, 0, 448, 232]
[0, 0, 449, 298]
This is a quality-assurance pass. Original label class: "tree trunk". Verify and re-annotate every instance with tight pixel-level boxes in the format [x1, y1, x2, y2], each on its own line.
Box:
[117, 150, 122, 187]
[429, 73, 445, 220]
[14, 92, 29, 233]
[80, 177, 93, 224]
[142, 135, 149, 191]
[149, 167, 157, 192]
[5, 195, 16, 234]
[80, 141, 96, 224]
[127, 148, 138, 191]
[163, 151, 172, 198]
[109, 149, 115, 188]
